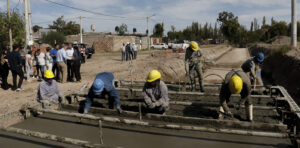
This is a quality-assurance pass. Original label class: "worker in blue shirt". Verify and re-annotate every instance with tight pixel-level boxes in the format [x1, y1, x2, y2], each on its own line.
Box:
[84, 72, 122, 114]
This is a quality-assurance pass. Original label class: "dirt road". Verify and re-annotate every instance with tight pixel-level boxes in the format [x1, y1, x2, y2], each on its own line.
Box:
[0, 45, 249, 125]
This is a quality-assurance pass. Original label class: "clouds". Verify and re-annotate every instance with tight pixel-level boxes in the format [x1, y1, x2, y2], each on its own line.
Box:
[2, 0, 299, 33]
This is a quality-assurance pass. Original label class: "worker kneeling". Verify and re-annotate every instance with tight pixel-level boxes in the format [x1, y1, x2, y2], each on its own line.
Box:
[37, 70, 65, 109]
[219, 69, 253, 122]
[142, 70, 169, 114]
[84, 72, 122, 114]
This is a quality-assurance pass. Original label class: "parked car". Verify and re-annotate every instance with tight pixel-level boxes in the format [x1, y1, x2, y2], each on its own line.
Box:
[150, 43, 168, 49]
[169, 40, 189, 50]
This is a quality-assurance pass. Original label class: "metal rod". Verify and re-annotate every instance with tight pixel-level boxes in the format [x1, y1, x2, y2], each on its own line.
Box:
[98, 120, 104, 145]
[139, 103, 142, 121]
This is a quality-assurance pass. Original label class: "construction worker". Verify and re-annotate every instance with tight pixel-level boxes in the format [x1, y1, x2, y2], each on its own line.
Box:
[84, 72, 122, 114]
[185, 41, 204, 92]
[37, 70, 64, 109]
[142, 70, 169, 114]
[218, 69, 253, 122]
[241, 52, 264, 85]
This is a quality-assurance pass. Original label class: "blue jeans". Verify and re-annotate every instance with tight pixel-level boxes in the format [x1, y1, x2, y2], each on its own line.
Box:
[122, 51, 125, 61]
[134, 51, 137, 59]
[26, 64, 31, 79]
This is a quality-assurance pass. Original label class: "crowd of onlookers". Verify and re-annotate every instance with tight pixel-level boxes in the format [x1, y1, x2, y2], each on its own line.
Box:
[121, 42, 138, 61]
[0, 43, 87, 91]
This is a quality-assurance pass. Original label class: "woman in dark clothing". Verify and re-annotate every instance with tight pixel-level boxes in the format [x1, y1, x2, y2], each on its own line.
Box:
[73, 46, 82, 82]
[0, 49, 10, 90]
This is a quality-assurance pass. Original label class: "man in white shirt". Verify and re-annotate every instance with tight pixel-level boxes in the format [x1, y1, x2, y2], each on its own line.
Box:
[56, 44, 68, 83]
[133, 43, 137, 59]
[66, 43, 74, 82]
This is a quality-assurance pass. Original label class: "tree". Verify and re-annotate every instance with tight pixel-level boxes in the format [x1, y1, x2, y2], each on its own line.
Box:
[250, 22, 254, 32]
[253, 18, 259, 31]
[217, 11, 240, 44]
[115, 26, 119, 33]
[41, 31, 66, 47]
[153, 23, 164, 37]
[116, 23, 127, 35]
[269, 21, 288, 38]
[262, 16, 266, 27]
[0, 10, 25, 48]
[33, 25, 42, 32]
[49, 16, 80, 36]
[133, 28, 137, 34]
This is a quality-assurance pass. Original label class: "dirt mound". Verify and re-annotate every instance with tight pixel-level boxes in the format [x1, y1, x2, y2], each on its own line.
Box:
[271, 36, 291, 45]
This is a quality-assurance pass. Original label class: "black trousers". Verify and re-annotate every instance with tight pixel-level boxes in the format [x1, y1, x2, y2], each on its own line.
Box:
[11, 67, 24, 89]
[81, 53, 85, 63]
[52, 63, 59, 80]
[73, 60, 81, 81]
[0, 64, 9, 90]
[67, 60, 74, 81]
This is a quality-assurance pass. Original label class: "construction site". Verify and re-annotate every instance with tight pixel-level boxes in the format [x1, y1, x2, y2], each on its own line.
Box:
[0, 0, 300, 148]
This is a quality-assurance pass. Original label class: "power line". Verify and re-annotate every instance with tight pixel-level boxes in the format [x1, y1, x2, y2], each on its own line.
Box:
[43, 0, 145, 19]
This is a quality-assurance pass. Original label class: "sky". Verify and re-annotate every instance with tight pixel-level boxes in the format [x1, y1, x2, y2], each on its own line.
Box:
[0, 0, 299, 34]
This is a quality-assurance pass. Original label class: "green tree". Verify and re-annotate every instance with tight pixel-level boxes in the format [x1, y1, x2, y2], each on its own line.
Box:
[269, 21, 288, 38]
[33, 25, 42, 32]
[41, 31, 66, 47]
[153, 23, 164, 37]
[0, 10, 25, 48]
[217, 11, 240, 44]
[118, 24, 127, 35]
[262, 16, 266, 27]
[49, 16, 80, 36]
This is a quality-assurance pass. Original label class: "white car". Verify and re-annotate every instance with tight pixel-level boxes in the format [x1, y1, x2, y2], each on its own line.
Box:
[150, 43, 168, 49]
[169, 40, 189, 50]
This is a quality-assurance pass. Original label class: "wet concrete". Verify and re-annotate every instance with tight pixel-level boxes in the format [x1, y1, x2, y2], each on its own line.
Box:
[13, 113, 291, 148]
[0, 130, 81, 148]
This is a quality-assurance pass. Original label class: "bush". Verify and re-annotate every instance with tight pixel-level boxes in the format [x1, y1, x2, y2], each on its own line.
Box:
[271, 45, 292, 55]
[41, 31, 65, 47]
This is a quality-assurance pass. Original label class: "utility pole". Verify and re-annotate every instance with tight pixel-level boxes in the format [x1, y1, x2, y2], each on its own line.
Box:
[7, 0, 13, 51]
[27, 0, 33, 46]
[147, 16, 149, 50]
[291, 0, 297, 47]
[80, 16, 83, 43]
[24, 0, 29, 48]
[146, 14, 155, 50]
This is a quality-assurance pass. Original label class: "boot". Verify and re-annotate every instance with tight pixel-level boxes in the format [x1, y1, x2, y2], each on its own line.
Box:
[218, 106, 225, 120]
[199, 81, 205, 92]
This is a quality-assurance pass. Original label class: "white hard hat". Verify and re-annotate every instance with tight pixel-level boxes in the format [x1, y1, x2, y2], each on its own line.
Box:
[127, 42, 129, 44]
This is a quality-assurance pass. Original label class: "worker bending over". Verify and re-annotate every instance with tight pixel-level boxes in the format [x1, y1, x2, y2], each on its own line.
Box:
[84, 72, 122, 114]
[185, 41, 204, 92]
[219, 69, 253, 122]
[241, 52, 264, 85]
[37, 70, 64, 109]
[142, 70, 169, 114]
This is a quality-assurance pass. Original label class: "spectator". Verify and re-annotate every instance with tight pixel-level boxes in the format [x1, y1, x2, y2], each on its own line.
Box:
[80, 44, 86, 63]
[133, 43, 137, 59]
[50, 44, 59, 80]
[32, 49, 38, 79]
[73, 46, 82, 82]
[125, 42, 129, 61]
[25, 50, 32, 82]
[37, 49, 46, 79]
[66, 43, 74, 82]
[46, 47, 53, 70]
[121, 43, 126, 61]
[7, 46, 24, 91]
[56, 44, 68, 83]
[0, 48, 9, 90]
[19, 47, 26, 73]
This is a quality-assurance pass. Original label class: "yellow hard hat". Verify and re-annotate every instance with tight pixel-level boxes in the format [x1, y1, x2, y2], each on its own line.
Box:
[44, 70, 55, 79]
[147, 70, 161, 82]
[189, 41, 199, 51]
[229, 75, 243, 94]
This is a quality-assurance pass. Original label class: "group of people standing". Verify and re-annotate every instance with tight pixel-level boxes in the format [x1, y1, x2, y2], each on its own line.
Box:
[121, 42, 138, 61]
[50, 43, 83, 83]
[0, 42, 86, 91]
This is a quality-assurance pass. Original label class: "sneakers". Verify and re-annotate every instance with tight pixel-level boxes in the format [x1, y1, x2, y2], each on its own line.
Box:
[16, 88, 24, 92]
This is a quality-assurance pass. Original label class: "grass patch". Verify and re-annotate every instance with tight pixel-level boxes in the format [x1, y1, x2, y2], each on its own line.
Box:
[271, 45, 292, 55]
